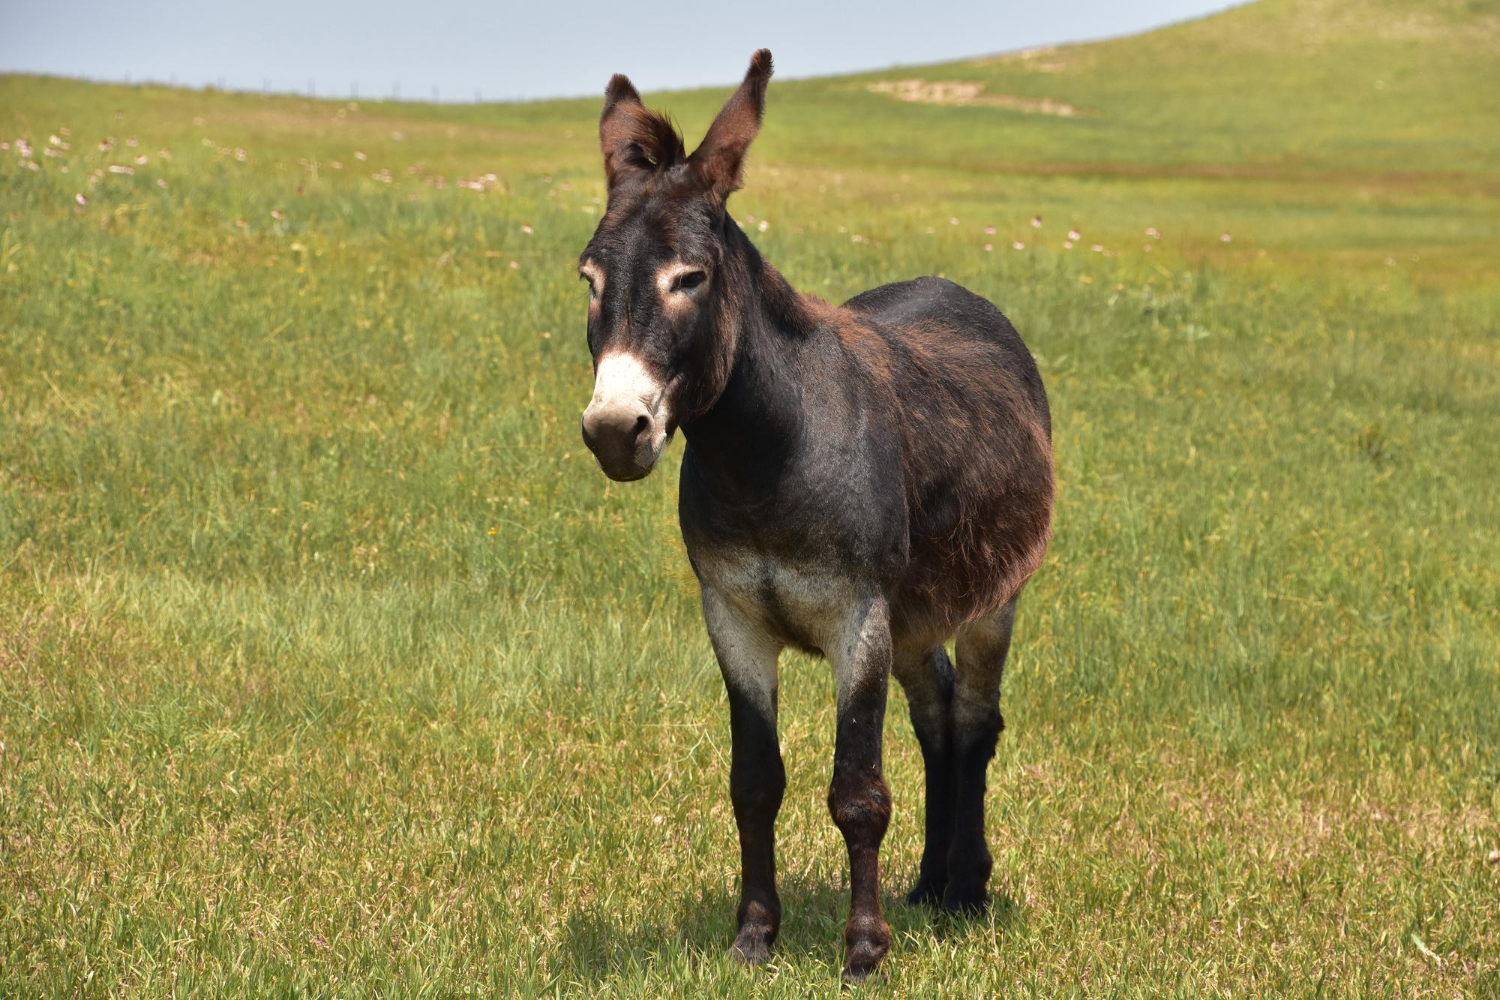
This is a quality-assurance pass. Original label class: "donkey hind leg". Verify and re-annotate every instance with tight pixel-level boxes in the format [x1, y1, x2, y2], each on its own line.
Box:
[827, 597, 895, 982]
[945, 597, 1017, 913]
[892, 644, 956, 907]
[702, 590, 786, 965]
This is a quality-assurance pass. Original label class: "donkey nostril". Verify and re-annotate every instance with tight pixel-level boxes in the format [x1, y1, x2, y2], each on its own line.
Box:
[632, 414, 651, 441]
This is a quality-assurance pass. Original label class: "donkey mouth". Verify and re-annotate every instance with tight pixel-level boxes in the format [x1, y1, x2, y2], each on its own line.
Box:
[582, 417, 666, 482]
[597, 455, 656, 481]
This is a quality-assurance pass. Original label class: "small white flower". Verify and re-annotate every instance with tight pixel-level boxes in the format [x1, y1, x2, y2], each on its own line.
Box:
[1012, 241, 1025, 250]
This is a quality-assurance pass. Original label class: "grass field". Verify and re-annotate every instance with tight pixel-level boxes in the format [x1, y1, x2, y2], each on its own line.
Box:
[2, 0, 1498, 994]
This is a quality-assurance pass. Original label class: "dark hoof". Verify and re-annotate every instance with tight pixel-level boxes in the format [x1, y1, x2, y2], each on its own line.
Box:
[842, 917, 891, 985]
[941, 880, 989, 915]
[904, 877, 947, 908]
[731, 898, 778, 966]
[730, 925, 774, 965]
[842, 965, 890, 988]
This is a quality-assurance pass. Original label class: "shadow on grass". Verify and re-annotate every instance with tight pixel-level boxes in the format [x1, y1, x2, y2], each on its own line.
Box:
[557, 876, 1025, 984]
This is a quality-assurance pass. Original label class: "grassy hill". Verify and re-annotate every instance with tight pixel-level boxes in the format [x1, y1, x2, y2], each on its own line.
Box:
[2, 0, 1497, 995]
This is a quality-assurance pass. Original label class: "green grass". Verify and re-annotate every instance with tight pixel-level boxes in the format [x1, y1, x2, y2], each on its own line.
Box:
[2, 0, 1498, 994]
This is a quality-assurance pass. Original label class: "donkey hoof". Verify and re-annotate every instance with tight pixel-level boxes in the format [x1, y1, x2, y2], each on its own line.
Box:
[905, 876, 947, 908]
[841, 964, 890, 988]
[842, 917, 890, 984]
[940, 881, 990, 915]
[730, 929, 773, 966]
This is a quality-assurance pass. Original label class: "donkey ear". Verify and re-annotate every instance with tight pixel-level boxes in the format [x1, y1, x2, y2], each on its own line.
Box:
[599, 74, 646, 190]
[600, 73, 688, 192]
[689, 49, 773, 202]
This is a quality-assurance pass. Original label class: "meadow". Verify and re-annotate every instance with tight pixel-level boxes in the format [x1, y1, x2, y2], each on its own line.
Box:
[1, 0, 1497, 994]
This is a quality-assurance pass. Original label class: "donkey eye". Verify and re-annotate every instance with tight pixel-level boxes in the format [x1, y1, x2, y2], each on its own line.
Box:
[673, 270, 708, 294]
[580, 273, 597, 296]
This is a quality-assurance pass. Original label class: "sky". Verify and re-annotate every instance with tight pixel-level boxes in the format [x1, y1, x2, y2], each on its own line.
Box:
[0, 0, 1241, 103]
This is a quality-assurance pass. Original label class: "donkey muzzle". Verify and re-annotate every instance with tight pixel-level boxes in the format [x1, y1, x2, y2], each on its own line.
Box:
[582, 352, 669, 481]
[581, 401, 660, 481]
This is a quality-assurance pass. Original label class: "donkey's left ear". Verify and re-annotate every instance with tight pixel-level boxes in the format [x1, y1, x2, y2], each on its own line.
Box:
[689, 49, 773, 203]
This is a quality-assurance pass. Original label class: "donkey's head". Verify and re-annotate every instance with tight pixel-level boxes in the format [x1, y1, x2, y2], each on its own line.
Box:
[578, 50, 772, 481]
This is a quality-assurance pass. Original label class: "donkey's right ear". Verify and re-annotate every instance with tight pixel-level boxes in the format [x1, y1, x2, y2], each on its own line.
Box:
[600, 74, 645, 190]
[599, 73, 686, 192]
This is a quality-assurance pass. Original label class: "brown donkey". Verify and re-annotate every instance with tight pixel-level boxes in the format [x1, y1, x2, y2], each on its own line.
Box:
[577, 50, 1054, 982]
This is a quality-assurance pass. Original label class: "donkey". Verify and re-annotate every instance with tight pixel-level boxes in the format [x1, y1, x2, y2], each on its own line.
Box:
[576, 50, 1054, 982]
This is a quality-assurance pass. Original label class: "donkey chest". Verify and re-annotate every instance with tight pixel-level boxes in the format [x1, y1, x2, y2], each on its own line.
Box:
[690, 548, 860, 654]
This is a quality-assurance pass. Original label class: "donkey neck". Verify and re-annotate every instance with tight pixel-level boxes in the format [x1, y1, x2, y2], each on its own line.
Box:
[679, 230, 826, 501]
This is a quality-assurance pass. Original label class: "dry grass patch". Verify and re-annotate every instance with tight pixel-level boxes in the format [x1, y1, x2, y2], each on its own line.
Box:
[867, 80, 1079, 116]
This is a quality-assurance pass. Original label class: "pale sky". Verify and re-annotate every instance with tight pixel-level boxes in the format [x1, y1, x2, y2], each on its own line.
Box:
[0, 0, 1242, 102]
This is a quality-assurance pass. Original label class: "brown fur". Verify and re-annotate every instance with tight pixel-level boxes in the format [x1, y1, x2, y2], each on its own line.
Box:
[599, 75, 687, 190]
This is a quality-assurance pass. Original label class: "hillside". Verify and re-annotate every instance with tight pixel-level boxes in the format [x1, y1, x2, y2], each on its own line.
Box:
[3, 0, 1497, 287]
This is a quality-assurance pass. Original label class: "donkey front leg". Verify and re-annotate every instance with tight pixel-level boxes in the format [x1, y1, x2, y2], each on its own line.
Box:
[827, 597, 895, 982]
[702, 590, 786, 965]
